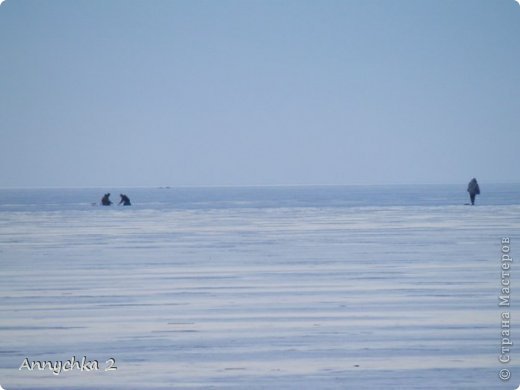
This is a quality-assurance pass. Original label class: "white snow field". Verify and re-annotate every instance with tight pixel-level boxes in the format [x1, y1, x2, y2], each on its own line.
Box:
[0, 186, 519, 389]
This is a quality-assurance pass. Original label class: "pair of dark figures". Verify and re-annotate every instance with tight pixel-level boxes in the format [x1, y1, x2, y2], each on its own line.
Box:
[101, 193, 131, 206]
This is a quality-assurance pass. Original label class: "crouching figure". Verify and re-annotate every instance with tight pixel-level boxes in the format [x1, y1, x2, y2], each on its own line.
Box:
[101, 193, 112, 206]
[119, 194, 131, 206]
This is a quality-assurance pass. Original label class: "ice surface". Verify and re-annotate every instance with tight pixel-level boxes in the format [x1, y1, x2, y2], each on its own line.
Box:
[0, 186, 519, 389]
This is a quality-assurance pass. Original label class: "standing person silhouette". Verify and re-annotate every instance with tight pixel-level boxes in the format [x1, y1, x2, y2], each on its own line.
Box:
[467, 178, 480, 205]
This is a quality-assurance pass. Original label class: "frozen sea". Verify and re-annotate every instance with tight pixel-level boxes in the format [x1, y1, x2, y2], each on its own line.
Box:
[1, 184, 519, 389]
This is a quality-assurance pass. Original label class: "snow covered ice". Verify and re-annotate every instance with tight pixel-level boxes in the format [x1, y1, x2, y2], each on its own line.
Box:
[0, 185, 519, 389]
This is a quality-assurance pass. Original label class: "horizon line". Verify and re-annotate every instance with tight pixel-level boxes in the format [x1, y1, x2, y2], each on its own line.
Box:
[0, 181, 518, 190]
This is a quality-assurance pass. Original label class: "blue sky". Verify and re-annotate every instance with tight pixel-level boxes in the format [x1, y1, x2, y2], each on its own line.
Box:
[0, 0, 519, 187]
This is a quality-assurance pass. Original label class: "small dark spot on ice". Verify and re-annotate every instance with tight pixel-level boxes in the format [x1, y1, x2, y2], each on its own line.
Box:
[354, 364, 360, 367]
[224, 367, 246, 371]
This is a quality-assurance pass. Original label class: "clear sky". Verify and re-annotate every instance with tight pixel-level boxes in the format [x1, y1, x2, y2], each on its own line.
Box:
[0, 0, 519, 188]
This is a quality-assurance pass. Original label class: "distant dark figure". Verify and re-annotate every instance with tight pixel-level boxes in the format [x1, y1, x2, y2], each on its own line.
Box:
[101, 193, 112, 206]
[467, 178, 480, 205]
[119, 194, 131, 206]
